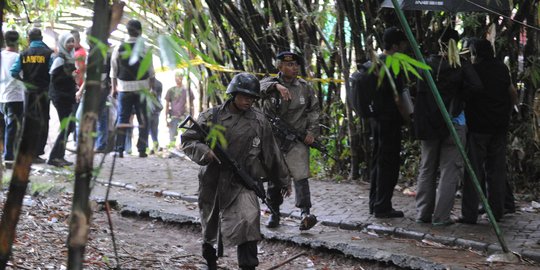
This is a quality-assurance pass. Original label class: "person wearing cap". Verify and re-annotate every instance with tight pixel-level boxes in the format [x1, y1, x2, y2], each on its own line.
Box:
[260, 51, 320, 230]
[110, 19, 155, 158]
[10, 28, 54, 164]
[413, 28, 482, 226]
[182, 73, 290, 270]
[459, 38, 518, 224]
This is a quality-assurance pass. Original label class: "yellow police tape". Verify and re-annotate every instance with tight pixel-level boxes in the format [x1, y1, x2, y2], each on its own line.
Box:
[156, 57, 345, 84]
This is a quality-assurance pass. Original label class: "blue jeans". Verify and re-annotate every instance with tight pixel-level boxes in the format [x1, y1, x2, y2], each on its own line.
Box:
[115, 91, 148, 154]
[77, 94, 111, 151]
[0, 102, 23, 160]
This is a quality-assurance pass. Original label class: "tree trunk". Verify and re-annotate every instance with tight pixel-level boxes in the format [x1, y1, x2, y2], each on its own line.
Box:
[67, 1, 112, 269]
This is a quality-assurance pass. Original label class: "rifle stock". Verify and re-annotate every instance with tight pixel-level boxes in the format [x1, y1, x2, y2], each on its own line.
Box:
[179, 115, 279, 216]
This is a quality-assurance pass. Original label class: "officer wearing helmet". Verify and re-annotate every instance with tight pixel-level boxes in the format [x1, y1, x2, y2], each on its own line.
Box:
[181, 72, 290, 270]
[260, 51, 321, 230]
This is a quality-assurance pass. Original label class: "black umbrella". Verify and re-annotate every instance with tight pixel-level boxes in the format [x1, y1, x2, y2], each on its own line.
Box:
[380, 0, 511, 14]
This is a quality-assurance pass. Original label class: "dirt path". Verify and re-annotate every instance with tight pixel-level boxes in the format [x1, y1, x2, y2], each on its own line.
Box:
[2, 192, 398, 269]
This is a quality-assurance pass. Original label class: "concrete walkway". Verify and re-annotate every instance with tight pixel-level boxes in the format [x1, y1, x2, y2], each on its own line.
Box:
[70, 149, 540, 268]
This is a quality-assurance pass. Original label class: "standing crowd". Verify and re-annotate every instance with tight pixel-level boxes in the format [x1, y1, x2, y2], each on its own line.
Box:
[1, 21, 518, 270]
[0, 19, 193, 168]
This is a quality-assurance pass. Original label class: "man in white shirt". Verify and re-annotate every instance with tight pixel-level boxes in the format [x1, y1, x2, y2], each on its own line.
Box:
[0, 30, 25, 167]
[109, 19, 155, 158]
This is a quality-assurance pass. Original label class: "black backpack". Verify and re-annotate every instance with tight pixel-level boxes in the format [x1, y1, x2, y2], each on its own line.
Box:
[347, 61, 379, 118]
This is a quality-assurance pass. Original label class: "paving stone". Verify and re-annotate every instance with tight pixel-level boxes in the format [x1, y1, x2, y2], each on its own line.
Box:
[91, 152, 540, 264]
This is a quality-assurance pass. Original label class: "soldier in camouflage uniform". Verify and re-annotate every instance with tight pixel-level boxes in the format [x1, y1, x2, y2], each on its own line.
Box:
[181, 73, 290, 270]
[260, 51, 320, 230]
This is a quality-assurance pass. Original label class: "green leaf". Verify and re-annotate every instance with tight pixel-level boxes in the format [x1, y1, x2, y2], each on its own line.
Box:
[59, 116, 78, 131]
[157, 35, 181, 70]
[377, 67, 386, 88]
[391, 57, 400, 76]
[137, 49, 153, 80]
[86, 35, 108, 59]
[402, 61, 422, 80]
[206, 123, 228, 149]
[394, 53, 431, 70]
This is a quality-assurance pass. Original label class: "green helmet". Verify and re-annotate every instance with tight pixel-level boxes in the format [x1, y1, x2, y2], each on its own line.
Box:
[226, 73, 260, 98]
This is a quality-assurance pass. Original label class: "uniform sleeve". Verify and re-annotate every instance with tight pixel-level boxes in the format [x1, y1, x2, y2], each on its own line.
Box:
[259, 76, 281, 117]
[260, 118, 291, 187]
[181, 110, 213, 166]
[260, 76, 279, 97]
[305, 84, 321, 137]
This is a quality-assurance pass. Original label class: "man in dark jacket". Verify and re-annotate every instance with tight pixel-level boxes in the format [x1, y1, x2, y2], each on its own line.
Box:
[459, 39, 518, 224]
[10, 28, 54, 163]
[414, 29, 482, 226]
[369, 27, 410, 218]
[110, 19, 155, 158]
[182, 73, 290, 270]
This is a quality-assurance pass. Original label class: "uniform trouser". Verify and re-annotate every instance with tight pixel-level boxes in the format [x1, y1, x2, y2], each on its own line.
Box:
[461, 132, 507, 221]
[202, 241, 258, 269]
[369, 118, 402, 214]
[24, 91, 49, 157]
[237, 241, 258, 269]
[0, 102, 24, 160]
[415, 125, 465, 223]
[201, 194, 259, 269]
[267, 178, 312, 213]
[49, 99, 75, 160]
[115, 91, 149, 154]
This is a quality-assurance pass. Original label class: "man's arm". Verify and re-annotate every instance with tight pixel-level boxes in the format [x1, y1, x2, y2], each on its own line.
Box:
[109, 45, 119, 97]
[260, 76, 291, 101]
[10, 55, 22, 79]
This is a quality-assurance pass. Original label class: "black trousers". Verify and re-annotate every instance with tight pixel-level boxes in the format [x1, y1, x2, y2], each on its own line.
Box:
[461, 132, 507, 221]
[49, 99, 75, 160]
[369, 118, 402, 214]
[237, 241, 258, 269]
[23, 91, 50, 157]
[202, 241, 258, 269]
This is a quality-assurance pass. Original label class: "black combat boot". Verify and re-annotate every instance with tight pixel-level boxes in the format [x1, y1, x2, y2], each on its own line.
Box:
[265, 206, 280, 228]
[299, 208, 317, 231]
[202, 243, 218, 270]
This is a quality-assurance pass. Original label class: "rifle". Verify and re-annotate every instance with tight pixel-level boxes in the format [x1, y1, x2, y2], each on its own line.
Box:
[264, 113, 338, 162]
[179, 115, 279, 217]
